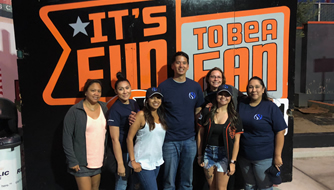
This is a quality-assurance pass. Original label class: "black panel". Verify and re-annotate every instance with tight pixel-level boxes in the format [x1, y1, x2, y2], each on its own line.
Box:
[294, 132, 334, 148]
[281, 116, 294, 182]
[181, 0, 235, 17]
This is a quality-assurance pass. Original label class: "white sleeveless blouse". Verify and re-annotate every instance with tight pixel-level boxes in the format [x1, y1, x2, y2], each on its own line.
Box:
[131, 122, 166, 170]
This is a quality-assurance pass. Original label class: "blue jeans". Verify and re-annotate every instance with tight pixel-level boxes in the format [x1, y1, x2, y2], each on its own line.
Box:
[162, 136, 197, 190]
[114, 153, 141, 190]
[115, 174, 128, 190]
[238, 156, 273, 190]
[135, 167, 160, 190]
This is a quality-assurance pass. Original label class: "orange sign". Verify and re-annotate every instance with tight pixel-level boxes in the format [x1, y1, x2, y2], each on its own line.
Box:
[176, 2, 290, 98]
[40, 0, 168, 105]
[40, 0, 290, 106]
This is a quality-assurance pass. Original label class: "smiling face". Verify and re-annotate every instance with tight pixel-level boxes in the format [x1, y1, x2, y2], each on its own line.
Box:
[209, 70, 223, 91]
[247, 79, 265, 102]
[147, 94, 162, 110]
[115, 81, 131, 103]
[171, 55, 189, 77]
[85, 82, 102, 104]
[216, 91, 232, 106]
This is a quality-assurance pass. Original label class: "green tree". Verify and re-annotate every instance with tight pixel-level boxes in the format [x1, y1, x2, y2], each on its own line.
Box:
[297, 0, 318, 37]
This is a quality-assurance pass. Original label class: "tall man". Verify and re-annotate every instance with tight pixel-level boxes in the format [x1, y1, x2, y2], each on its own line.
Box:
[159, 51, 204, 190]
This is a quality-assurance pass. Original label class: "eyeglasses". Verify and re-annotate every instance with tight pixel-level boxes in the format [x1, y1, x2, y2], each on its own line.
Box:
[210, 75, 222, 79]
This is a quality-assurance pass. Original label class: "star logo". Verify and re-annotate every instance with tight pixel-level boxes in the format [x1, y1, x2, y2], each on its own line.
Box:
[69, 16, 89, 37]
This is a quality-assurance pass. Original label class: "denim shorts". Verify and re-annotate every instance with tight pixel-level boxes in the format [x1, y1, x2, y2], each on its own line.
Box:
[204, 145, 228, 173]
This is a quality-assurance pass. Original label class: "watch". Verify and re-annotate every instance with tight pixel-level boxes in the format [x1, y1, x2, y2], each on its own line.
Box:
[230, 160, 236, 164]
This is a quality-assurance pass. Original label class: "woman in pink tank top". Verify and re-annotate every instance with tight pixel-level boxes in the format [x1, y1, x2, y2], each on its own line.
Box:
[63, 79, 108, 190]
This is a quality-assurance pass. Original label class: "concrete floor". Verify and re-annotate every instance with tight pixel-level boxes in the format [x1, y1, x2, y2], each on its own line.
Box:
[293, 110, 334, 134]
[273, 110, 334, 190]
[274, 148, 334, 190]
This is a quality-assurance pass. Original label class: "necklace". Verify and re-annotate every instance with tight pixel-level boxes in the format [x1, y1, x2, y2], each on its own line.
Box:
[85, 101, 96, 111]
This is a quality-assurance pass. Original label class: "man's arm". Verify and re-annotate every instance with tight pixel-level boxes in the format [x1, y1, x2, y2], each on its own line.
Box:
[128, 111, 136, 126]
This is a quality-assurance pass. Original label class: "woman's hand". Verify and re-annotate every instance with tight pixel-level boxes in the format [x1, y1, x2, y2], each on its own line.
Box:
[228, 163, 235, 176]
[205, 103, 213, 108]
[70, 165, 80, 172]
[131, 161, 142, 173]
[197, 156, 204, 167]
[273, 157, 282, 187]
[274, 155, 283, 171]
[117, 164, 126, 177]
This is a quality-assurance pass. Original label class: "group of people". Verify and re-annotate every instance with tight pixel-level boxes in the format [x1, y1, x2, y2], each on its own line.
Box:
[63, 51, 287, 190]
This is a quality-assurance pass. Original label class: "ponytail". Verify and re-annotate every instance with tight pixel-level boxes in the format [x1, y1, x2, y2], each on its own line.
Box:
[114, 72, 130, 89]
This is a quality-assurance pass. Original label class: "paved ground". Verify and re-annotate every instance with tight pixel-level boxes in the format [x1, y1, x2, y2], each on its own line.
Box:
[273, 110, 334, 190]
[293, 110, 334, 134]
[274, 148, 334, 190]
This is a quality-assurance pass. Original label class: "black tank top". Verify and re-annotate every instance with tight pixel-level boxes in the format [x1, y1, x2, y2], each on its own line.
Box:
[207, 121, 228, 146]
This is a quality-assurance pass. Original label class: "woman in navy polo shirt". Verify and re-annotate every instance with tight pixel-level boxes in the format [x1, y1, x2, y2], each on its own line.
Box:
[238, 76, 287, 190]
[108, 72, 140, 190]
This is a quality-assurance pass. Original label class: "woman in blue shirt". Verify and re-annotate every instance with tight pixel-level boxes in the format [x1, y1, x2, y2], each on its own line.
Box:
[238, 76, 287, 190]
[108, 72, 140, 190]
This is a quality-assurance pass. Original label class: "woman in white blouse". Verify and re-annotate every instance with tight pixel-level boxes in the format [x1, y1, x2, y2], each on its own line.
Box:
[126, 87, 167, 190]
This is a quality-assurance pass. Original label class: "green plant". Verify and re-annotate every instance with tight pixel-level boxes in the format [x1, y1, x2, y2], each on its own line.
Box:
[296, 0, 318, 37]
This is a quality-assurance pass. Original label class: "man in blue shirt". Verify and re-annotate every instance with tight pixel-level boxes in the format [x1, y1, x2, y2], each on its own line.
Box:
[159, 51, 204, 190]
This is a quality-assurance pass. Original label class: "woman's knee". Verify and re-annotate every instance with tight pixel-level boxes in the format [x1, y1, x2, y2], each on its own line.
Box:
[75, 176, 92, 190]
[216, 171, 229, 190]
[91, 174, 101, 190]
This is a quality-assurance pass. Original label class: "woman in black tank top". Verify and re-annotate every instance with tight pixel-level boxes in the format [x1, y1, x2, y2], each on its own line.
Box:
[197, 85, 244, 190]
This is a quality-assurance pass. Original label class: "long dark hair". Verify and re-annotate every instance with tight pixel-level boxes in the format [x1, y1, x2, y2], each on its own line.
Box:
[114, 72, 130, 89]
[205, 67, 226, 91]
[247, 76, 269, 101]
[204, 94, 238, 130]
[143, 98, 167, 131]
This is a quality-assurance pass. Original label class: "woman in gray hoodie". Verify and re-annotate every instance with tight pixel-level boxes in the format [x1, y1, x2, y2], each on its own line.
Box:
[63, 79, 108, 190]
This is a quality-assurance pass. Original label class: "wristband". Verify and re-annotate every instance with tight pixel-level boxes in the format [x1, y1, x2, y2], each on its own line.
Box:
[230, 160, 236, 164]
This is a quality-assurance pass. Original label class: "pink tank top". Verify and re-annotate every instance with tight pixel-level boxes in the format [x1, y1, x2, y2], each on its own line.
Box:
[85, 106, 106, 168]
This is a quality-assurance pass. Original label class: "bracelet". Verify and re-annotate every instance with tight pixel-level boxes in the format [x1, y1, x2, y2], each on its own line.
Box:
[130, 160, 135, 163]
[197, 156, 203, 159]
